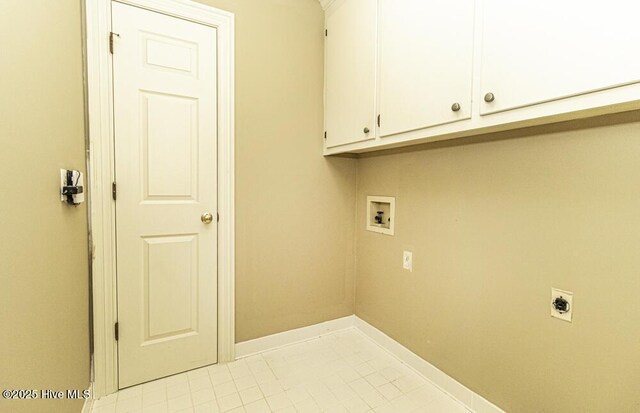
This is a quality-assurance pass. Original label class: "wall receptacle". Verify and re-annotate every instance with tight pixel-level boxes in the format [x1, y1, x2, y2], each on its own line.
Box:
[403, 251, 413, 272]
[551, 288, 573, 322]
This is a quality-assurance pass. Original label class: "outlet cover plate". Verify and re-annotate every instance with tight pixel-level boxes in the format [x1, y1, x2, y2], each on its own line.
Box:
[551, 288, 573, 322]
[403, 251, 413, 272]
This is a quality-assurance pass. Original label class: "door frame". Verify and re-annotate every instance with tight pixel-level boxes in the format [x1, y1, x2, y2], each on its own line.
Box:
[85, 0, 235, 397]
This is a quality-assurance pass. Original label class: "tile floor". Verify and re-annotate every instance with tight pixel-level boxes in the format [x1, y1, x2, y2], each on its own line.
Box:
[91, 329, 470, 413]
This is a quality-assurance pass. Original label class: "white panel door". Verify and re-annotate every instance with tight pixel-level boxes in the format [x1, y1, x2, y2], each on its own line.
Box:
[378, 0, 475, 137]
[325, 0, 377, 148]
[480, 1, 640, 115]
[112, 2, 218, 388]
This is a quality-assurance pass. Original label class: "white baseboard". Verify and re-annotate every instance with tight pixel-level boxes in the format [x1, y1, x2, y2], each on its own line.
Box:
[235, 315, 355, 358]
[81, 386, 94, 413]
[235, 315, 505, 413]
[354, 317, 505, 413]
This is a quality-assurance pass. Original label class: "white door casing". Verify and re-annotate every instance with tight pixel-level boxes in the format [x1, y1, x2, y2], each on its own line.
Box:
[86, 0, 234, 397]
[112, 2, 218, 388]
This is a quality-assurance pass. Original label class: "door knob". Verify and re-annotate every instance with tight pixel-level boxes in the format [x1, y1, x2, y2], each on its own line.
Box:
[201, 213, 214, 224]
[484, 92, 495, 103]
[451, 102, 461, 112]
[363, 127, 370, 134]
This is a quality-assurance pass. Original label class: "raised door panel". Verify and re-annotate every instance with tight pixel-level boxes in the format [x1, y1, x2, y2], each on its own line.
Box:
[142, 92, 198, 200]
[325, 0, 377, 148]
[379, 0, 475, 137]
[480, 1, 640, 115]
[143, 235, 198, 342]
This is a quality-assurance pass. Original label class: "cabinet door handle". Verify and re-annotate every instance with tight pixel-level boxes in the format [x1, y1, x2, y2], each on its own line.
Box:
[451, 102, 461, 112]
[364, 127, 370, 134]
[484, 92, 495, 103]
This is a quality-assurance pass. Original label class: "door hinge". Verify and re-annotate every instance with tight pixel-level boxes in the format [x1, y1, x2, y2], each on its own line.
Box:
[112, 182, 117, 201]
[325, 29, 328, 37]
[217, 212, 219, 223]
[114, 322, 119, 341]
[324, 131, 327, 140]
[109, 32, 119, 54]
[377, 114, 381, 127]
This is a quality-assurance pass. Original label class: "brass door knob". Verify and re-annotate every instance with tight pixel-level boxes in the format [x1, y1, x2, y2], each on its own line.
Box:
[201, 213, 214, 224]
[484, 92, 495, 103]
[451, 102, 461, 112]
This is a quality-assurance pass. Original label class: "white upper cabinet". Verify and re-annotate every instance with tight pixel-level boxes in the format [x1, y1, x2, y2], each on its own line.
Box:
[378, 0, 475, 137]
[480, 1, 640, 115]
[323, 0, 640, 155]
[324, 0, 378, 148]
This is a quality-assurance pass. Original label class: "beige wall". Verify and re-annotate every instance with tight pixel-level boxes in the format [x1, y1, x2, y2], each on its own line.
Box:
[355, 114, 640, 412]
[8, 1, 634, 412]
[0, 1, 90, 413]
[0, 0, 356, 411]
[0, 1, 355, 412]
[193, 0, 357, 342]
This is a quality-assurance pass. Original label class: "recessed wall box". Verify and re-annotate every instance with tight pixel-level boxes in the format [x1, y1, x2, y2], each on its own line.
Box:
[366, 196, 395, 235]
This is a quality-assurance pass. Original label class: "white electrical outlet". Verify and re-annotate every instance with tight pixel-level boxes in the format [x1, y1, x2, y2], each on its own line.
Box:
[551, 288, 573, 322]
[403, 251, 413, 272]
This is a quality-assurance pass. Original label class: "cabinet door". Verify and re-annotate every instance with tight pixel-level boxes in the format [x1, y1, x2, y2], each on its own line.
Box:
[480, 1, 640, 115]
[378, 0, 475, 137]
[325, 0, 377, 148]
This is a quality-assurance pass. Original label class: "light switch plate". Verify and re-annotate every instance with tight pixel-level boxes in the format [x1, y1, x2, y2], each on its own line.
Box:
[403, 251, 413, 272]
